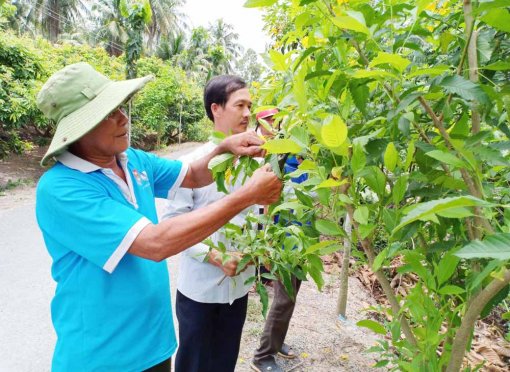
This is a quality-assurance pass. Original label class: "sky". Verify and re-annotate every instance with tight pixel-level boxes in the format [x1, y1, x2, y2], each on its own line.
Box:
[181, 0, 270, 55]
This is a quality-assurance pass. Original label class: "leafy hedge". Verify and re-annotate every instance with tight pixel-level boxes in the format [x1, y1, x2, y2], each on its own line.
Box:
[0, 31, 208, 159]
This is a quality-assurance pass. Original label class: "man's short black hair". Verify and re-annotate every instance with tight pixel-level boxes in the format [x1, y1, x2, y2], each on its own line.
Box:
[203, 75, 247, 121]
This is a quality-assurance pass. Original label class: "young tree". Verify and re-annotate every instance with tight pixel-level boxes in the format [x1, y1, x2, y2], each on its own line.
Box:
[217, 0, 510, 370]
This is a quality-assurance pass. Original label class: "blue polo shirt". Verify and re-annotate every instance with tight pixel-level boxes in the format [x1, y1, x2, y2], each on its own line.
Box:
[36, 148, 187, 372]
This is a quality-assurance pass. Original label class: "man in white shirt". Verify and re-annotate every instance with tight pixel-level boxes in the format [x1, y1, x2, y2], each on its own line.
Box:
[162, 75, 256, 372]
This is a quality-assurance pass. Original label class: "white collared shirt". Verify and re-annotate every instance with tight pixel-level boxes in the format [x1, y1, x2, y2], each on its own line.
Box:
[161, 142, 256, 304]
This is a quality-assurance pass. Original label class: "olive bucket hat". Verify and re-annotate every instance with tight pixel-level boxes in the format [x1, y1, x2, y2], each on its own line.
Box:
[37, 62, 153, 166]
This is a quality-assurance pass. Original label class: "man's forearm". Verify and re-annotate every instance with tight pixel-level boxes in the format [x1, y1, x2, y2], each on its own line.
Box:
[181, 145, 223, 188]
[129, 186, 252, 261]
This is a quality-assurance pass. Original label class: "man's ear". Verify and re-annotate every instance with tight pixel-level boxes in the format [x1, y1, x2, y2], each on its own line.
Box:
[211, 103, 222, 119]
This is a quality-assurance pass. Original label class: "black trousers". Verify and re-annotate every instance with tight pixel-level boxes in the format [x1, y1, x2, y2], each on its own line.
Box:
[175, 290, 248, 372]
[144, 357, 171, 372]
[253, 275, 302, 362]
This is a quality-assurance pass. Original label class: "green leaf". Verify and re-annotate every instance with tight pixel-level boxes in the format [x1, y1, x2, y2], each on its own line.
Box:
[351, 144, 366, 175]
[261, 139, 303, 154]
[314, 178, 347, 189]
[436, 207, 473, 219]
[481, 285, 510, 318]
[267, 154, 283, 179]
[384, 142, 398, 172]
[469, 260, 503, 291]
[208, 153, 234, 172]
[307, 254, 325, 290]
[356, 319, 386, 335]
[268, 50, 288, 71]
[360, 167, 386, 197]
[271, 202, 309, 215]
[392, 175, 408, 205]
[369, 52, 410, 73]
[436, 254, 460, 286]
[321, 115, 348, 148]
[350, 82, 369, 116]
[244, 0, 278, 8]
[315, 219, 344, 236]
[318, 244, 342, 255]
[297, 159, 315, 171]
[236, 255, 253, 275]
[393, 196, 492, 233]
[331, 15, 370, 35]
[438, 285, 465, 295]
[306, 240, 338, 254]
[353, 206, 369, 225]
[352, 70, 399, 80]
[209, 130, 226, 144]
[425, 150, 466, 168]
[437, 75, 489, 104]
[372, 247, 388, 272]
[480, 8, 510, 33]
[482, 61, 510, 71]
[456, 233, 510, 260]
[475, 0, 510, 14]
[256, 281, 269, 317]
[408, 66, 450, 77]
[358, 224, 376, 239]
[294, 189, 314, 208]
[293, 66, 308, 111]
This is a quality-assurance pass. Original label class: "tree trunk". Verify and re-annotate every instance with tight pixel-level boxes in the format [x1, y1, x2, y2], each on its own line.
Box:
[463, 0, 480, 134]
[47, 0, 60, 44]
[336, 215, 351, 317]
[446, 269, 510, 372]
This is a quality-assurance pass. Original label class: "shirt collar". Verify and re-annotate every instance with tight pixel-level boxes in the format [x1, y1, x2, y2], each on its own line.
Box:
[57, 150, 128, 173]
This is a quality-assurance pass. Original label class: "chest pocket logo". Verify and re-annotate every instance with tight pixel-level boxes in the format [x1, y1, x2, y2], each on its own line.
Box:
[132, 169, 149, 186]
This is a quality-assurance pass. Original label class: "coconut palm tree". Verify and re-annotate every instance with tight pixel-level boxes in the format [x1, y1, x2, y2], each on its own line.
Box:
[156, 31, 185, 60]
[208, 18, 243, 73]
[12, 0, 89, 43]
[90, 0, 127, 56]
[145, 0, 187, 54]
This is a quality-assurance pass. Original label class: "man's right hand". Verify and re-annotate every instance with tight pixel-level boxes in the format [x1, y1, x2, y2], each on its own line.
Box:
[243, 164, 283, 205]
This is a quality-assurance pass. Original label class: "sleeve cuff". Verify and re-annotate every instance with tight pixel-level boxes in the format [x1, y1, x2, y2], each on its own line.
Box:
[103, 217, 152, 273]
[167, 162, 189, 200]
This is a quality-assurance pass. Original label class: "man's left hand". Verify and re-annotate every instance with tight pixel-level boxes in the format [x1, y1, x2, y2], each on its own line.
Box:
[219, 131, 266, 157]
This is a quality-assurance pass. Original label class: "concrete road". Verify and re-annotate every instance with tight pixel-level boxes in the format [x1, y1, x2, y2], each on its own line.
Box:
[0, 144, 197, 371]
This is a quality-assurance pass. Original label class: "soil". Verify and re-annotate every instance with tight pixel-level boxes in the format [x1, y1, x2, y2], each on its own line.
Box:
[0, 144, 384, 372]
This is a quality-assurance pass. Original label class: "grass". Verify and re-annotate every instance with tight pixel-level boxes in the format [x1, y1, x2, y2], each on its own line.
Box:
[0, 178, 34, 194]
[246, 296, 268, 323]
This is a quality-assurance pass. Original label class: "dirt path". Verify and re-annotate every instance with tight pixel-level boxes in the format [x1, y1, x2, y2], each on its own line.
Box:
[0, 144, 383, 371]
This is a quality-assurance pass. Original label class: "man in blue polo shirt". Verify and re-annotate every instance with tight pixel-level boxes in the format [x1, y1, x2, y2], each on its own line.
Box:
[35, 62, 282, 372]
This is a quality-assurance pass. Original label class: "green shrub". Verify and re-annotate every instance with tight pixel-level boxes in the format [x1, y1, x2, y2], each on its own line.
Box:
[0, 32, 207, 158]
[131, 57, 206, 150]
[0, 32, 43, 156]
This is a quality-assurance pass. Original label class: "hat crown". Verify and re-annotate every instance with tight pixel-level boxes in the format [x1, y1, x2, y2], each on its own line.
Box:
[256, 108, 279, 120]
[37, 62, 111, 124]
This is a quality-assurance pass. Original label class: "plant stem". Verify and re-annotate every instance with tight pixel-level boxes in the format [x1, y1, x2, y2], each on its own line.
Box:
[446, 268, 510, 372]
[345, 205, 418, 346]
[463, 0, 481, 134]
[418, 97, 494, 235]
[336, 214, 352, 317]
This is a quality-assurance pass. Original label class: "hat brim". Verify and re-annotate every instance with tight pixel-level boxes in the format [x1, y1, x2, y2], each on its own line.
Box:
[41, 75, 153, 166]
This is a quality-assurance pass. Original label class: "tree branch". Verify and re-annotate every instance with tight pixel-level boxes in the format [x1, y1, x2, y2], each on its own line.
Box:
[446, 268, 510, 372]
[345, 204, 418, 346]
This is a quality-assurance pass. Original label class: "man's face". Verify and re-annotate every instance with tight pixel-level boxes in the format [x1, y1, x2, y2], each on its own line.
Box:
[213, 88, 252, 135]
[74, 107, 130, 158]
